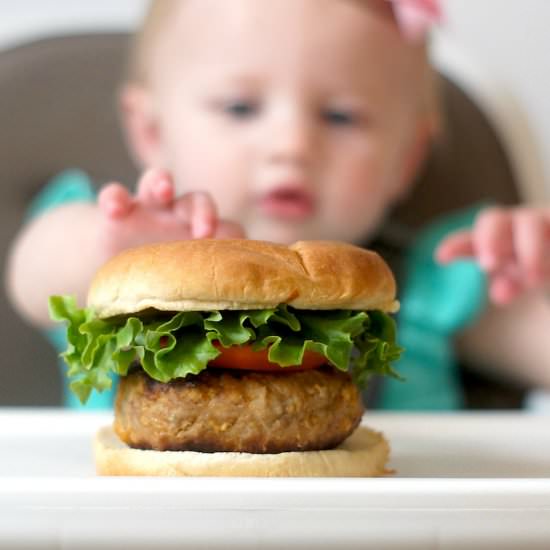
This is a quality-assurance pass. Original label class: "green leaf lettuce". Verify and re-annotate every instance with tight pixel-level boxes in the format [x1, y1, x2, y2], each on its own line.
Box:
[49, 295, 403, 404]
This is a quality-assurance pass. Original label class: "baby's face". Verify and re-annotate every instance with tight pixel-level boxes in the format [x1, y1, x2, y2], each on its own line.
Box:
[145, 0, 424, 244]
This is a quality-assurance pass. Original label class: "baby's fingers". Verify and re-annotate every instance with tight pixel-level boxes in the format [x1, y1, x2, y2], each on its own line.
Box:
[512, 210, 550, 286]
[175, 192, 219, 238]
[489, 271, 524, 305]
[473, 208, 515, 271]
[136, 168, 175, 207]
[435, 230, 474, 263]
[98, 183, 133, 219]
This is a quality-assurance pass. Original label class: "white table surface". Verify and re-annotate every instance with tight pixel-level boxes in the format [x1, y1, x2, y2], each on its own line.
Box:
[1, 409, 549, 549]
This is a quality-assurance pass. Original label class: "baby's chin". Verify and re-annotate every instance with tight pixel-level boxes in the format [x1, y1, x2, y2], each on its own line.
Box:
[244, 218, 310, 245]
[244, 218, 363, 246]
[245, 227, 297, 246]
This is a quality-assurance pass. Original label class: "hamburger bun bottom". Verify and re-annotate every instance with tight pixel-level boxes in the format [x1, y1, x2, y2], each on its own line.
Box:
[94, 424, 390, 477]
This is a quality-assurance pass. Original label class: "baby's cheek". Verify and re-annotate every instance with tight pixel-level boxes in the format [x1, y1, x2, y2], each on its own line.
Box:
[170, 144, 228, 191]
[324, 178, 390, 240]
[325, 168, 380, 214]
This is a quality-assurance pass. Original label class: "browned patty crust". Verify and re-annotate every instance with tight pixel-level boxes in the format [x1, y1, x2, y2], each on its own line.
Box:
[114, 367, 364, 453]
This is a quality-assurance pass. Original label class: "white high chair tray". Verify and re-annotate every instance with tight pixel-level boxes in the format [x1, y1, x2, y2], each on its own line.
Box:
[0, 409, 549, 549]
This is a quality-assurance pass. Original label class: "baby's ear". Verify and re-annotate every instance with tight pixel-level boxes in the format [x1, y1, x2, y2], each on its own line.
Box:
[118, 84, 163, 168]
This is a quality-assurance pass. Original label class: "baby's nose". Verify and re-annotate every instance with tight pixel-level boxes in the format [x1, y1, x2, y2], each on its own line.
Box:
[265, 111, 317, 168]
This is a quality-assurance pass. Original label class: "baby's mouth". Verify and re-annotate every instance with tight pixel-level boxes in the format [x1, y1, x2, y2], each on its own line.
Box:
[257, 186, 316, 221]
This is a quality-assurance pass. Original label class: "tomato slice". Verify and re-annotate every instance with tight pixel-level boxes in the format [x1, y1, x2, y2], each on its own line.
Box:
[209, 342, 326, 372]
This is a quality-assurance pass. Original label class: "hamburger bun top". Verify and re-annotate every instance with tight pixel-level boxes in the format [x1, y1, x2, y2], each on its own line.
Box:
[87, 239, 398, 319]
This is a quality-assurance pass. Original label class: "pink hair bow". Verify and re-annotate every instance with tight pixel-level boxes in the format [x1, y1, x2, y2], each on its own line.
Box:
[389, 0, 442, 42]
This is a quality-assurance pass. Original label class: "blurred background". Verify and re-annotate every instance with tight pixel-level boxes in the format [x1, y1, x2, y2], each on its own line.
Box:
[0, 0, 548, 407]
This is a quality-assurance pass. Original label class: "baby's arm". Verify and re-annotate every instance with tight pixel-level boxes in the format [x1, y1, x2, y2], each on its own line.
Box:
[436, 206, 550, 388]
[6, 169, 244, 328]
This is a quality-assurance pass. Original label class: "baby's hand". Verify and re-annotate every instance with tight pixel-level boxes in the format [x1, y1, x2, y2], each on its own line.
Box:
[97, 168, 245, 257]
[436, 206, 550, 305]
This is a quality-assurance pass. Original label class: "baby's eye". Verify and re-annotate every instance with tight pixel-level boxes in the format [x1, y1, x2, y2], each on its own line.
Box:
[223, 100, 259, 119]
[322, 109, 359, 126]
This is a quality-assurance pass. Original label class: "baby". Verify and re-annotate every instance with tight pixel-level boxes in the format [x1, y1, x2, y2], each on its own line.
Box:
[7, 0, 550, 407]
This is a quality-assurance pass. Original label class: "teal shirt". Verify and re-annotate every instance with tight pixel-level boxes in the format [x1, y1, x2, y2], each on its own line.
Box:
[379, 208, 488, 410]
[33, 170, 487, 410]
[31, 170, 116, 410]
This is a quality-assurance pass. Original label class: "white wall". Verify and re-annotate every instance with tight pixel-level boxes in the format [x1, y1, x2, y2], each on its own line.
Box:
[434, 0, 550, 202]
[0, 0, 147, 48]
[0, 0, 548, 200]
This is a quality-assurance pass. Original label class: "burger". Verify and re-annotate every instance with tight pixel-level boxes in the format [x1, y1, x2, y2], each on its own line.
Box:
[49, 239, 403, 477]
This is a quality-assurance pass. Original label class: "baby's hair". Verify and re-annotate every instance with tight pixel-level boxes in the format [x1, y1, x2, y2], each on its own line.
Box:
[126, 0, 179, 84]
[128, 0, 441, 136]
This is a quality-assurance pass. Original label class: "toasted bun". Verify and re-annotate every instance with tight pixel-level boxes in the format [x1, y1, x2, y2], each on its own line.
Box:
[88, 239, 398, 318]
[94, 424, 390, 477]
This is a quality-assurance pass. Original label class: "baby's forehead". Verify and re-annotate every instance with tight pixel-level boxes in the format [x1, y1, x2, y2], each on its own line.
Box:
[138, 0, 423, 99]
[158, 0, 403, 60]
[157, 0, 398, 45]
